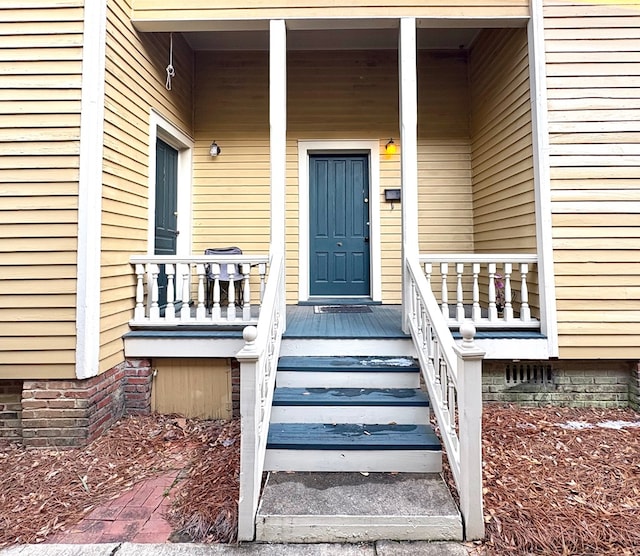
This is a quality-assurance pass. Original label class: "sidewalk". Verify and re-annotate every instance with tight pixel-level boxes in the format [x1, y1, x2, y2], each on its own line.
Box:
[1, 541, 470, 555]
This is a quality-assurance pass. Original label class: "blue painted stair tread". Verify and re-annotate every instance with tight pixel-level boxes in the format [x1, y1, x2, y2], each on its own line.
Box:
[278, 356, 419, 372]
[273, 387, 430, 407]
[267, 423, 441, 451]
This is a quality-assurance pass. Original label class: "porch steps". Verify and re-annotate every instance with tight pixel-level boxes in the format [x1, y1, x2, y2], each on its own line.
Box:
[275, 355, 420, 389]
[257, 349, 462, 542]
[271, 387, 430, 424]
[265, 356, 441, 474]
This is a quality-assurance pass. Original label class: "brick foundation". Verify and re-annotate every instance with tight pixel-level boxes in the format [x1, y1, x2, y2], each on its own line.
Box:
[0, 380, 23, 444]
[483, 359, 635, 408]
[123, 359, 153, 415]
[231, 358, 240, 419]
[631, 363, 640, 412]
[17, 359, 152, 448]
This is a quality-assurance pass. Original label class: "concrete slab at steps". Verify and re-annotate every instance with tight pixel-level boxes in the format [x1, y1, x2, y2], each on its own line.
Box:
[256, 472, 462, 543]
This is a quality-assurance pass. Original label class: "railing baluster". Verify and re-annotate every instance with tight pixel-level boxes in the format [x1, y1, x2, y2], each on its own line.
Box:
[134, 264, 146, 321]
[242, 263, 251, 321]
[259, 263, 267, 302]
[440, 263, 449, 319]
[211, 263, 221, 321]
[226, 263, 237, 322]
[165, 264, 176, 321]
[196, 264, 206, 321]
[424, 262, 432, 289]
[456, 262, 465, 322]
[488, 263, 498, 322]
[503, 263, 513, 321]
[472, 263, 481, 323]
[180, 264, 190, 321]
[149, 264, 160, 321]
[520, 263, 531, 322]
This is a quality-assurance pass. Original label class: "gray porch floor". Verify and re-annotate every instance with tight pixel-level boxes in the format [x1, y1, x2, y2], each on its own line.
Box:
[284, 305, 407, 340]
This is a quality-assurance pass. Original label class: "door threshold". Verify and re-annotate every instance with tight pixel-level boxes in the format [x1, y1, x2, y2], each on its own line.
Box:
[298, 298, 381, 306]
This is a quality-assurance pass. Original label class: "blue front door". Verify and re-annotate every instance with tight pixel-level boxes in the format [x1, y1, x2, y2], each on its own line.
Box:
[309, 154, 371, 297]
[154, 139, 179, 308]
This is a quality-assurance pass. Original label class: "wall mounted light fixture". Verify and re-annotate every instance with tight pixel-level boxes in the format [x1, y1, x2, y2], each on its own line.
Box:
[385, 138, 397, 154]
[209, 141, 221, 157]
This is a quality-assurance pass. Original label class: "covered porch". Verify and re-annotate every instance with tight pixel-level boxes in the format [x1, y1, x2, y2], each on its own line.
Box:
[126, 7, 555, 544]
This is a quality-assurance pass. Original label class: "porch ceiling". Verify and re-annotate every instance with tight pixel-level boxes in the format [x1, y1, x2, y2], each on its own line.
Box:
[183, 26, 483, 51]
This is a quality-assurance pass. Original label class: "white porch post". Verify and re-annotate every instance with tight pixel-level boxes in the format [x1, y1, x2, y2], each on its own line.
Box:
[270, 19, 287, 326]
[399, 18, 419, 333]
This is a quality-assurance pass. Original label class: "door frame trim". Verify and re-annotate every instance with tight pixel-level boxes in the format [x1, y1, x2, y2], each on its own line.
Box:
[297, 140, 381, 302]
[148, 110, 194, 256]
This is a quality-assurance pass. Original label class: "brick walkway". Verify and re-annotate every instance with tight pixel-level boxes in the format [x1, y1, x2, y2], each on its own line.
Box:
[47, 471, 180, 544]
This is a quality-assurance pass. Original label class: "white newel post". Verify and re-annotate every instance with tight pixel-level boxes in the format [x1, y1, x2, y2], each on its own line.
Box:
[236, 326, 260, 542]
[399, 17, 419, 333]
[454, 322, 485, 540]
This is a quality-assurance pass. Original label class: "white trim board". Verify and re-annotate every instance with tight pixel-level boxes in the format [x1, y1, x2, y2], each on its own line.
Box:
[147, 110, 194, 257]
[75, 0, 108, 380]
[297, 140, 382, 302]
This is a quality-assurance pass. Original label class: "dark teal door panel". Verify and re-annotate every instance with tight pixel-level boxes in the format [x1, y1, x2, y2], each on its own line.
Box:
[154, 139, 179, 308]
[310, 155, 370, 296]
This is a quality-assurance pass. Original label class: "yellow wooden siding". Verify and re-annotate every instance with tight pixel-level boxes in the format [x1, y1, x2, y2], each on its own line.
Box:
[193, 50, 472, 302]
[418, 51, 473, 255]
[99, 1, 194, 374]
[151, 358, 232, 419]
[0, 3, 83, 379]
[545, 0, 640, 358]
[132, 0, 529, 22]
[469, 27, 536, 253]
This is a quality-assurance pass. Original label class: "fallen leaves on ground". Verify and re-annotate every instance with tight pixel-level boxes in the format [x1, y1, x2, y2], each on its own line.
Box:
[166, 419, 240, 543]
[455, 405, 640, 555]
[0, 414, 222, 547]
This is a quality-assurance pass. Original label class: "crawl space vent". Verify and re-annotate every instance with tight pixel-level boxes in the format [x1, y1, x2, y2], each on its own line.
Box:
[505, 362, 553, 385]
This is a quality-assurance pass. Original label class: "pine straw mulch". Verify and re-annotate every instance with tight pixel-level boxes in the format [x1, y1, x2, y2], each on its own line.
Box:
[2, 406, 640, 554]
[0, 414, 240, 548]
[464, 404, 640, 556]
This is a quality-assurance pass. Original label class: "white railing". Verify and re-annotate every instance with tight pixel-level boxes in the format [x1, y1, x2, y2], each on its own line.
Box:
[235, 251, 285, 542]
[419, 254, 539, 329]
[406, 257, 485, 540]
[129, 254, 269, 327]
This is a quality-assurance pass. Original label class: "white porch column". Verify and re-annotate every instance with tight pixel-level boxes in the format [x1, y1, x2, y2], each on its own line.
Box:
[270, 19, 287, 325]
[270, 20, 287, 253]
[399, 18, 419, 333]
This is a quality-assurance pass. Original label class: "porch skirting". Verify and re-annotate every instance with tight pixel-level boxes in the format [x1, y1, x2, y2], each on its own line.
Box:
[7, 360, 153, 448]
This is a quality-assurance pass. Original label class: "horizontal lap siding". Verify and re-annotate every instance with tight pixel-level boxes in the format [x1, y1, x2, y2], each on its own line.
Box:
[0, 3, 83, 379]
[470, 28, 536, 252]
[101, 0, 194, 372]
[545, 0, 640, 358]
[418, 52, 473, 254]
[132, 0, 529, 21]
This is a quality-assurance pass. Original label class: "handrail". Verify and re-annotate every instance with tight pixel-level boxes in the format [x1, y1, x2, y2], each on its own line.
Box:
[235, 251, 285, 542]
[406, 256, 485, 540]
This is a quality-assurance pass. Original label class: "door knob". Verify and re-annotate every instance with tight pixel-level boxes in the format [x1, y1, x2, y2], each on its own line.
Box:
[337, 242, 343, 247]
